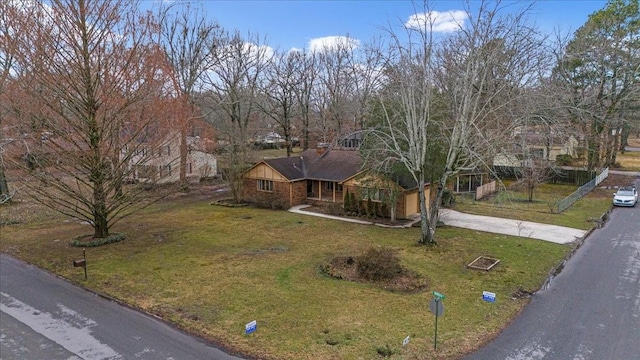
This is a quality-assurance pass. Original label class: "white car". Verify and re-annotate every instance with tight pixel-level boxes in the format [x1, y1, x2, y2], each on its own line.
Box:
[612, 186, 638, 207]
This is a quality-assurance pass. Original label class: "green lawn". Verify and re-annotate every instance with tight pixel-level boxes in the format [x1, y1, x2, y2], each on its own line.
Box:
[616, 150, 640, 171]
[0, 172, 617, 359]
[1, 196, 583, 360]
[452, 182, 613, 230]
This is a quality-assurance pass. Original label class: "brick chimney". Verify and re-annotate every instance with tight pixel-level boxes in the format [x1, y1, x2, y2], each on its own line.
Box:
[316, 142, 330, 155]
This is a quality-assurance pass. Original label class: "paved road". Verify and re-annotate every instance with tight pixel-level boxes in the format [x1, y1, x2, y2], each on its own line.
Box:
[464, 179, 640, 360]
[0, 254, 245, 360]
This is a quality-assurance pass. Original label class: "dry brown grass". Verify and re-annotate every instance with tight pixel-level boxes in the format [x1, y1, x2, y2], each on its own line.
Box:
[0, 184, 579, 360]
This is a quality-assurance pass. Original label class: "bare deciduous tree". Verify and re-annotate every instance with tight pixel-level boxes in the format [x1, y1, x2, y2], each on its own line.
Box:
[259, 49, 303, 157]
[0, 0, 32, 203]
[6, 0, 176, 239]
[293, 50, 318, 150]
[366, 0, 546, 244]
[314, 37, 359, 142]
[157, 2, 222, 183]
[364, 1, 442, 245]
[201, 31, 271, 203]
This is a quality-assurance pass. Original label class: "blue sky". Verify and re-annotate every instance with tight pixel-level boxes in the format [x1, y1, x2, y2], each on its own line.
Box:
[177, 0, 608, 51]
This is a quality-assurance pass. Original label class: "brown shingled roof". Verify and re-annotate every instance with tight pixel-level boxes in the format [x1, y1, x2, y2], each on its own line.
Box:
[262, 148, 362, 182]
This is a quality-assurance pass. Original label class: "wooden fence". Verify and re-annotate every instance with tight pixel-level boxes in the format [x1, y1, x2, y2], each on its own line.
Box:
[475, 180, 497, 200]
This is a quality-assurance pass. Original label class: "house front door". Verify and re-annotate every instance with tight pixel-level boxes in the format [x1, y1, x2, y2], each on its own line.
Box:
[307, 180, 314, 197]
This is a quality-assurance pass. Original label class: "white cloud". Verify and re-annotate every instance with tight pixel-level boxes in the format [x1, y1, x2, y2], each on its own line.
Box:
[308, 35, 360, 53]
[405, 10, 468, 32]
[242, 42, 274, 60]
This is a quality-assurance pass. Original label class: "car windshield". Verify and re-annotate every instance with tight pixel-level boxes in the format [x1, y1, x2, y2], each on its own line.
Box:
[616, 190, 635, 196]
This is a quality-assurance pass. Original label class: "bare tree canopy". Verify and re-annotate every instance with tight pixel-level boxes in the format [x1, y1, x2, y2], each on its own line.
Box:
[3, 0, 177, 238]
[258, 49, 304, 157]
[364, 0, 547, 244]
[157, 2, 221, 182]
[200, 31, 272, 203]
[553, 0, 640, 170]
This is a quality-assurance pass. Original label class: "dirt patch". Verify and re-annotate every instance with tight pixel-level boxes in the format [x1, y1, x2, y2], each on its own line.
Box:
[162, 180, 230, 204]
[1, 180, 231, 227]
[322, 255, 429, 293]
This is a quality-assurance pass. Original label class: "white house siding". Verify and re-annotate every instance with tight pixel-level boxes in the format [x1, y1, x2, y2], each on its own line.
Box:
[127, 136, 217, 184]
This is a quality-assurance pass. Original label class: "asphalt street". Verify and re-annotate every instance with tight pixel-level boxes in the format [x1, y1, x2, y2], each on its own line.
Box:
[0, 254, 245, 360]
[465, 178, 640, 360]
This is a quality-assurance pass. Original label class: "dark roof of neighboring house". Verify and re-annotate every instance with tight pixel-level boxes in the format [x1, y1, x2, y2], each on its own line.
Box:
[513, 133, 575, 147]
[390, 172, 419, 190]
[261, 148, 362, 182]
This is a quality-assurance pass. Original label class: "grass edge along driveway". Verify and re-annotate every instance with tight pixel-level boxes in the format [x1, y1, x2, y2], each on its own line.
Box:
[0, 190, 611, 359]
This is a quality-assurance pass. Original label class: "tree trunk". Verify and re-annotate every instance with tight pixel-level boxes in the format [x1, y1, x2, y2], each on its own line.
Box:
[93, 181, 109, 238]
[417, 175, 436, 245]
[180, 118, 188, 184]
[0, 162, 10, 203]
[587, 136, 600, 171]
[620, 123, 629, 153]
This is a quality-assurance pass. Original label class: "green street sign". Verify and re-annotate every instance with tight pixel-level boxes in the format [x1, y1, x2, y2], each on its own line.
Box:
[432, 291, 445, 300]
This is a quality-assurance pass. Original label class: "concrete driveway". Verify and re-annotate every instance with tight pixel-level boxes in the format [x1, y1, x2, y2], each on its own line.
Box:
[289, 205, 587, 244]
[439, 209, 587, 244]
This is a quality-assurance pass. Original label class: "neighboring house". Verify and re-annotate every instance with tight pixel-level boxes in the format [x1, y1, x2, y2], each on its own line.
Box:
[338, 132, 364, 149]
[253, 131, 299, 149]
[494, 128, 580, 167]
[126, 135, 217, 184]
[448, 171, 489, 193]
[242, 146, 430, 219]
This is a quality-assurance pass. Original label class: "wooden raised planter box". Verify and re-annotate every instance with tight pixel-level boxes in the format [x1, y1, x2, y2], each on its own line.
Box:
[467, 256, 500, 271]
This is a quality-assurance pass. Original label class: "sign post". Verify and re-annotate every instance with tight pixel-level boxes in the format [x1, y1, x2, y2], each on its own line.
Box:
[403, 335, 410, 347]
[72, 248, 87, 281]
[482, 291, 496, 303]
[245, 320, 257, 335]
[429, 291, 445, 350]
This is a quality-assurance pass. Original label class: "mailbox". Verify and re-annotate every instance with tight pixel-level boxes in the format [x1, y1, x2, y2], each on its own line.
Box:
[73, 259, 86, 267]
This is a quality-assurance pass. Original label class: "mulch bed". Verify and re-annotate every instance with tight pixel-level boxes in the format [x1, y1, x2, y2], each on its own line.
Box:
[302, 205, 417, 227]
[322, 255, 429, 293]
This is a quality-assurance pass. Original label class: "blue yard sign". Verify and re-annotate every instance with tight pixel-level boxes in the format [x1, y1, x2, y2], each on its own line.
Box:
[245, 320, 257, 335]
[482, 291, 496, 303]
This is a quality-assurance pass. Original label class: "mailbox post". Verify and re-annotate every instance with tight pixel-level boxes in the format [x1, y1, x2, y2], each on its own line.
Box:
[73, 249, 87, 280]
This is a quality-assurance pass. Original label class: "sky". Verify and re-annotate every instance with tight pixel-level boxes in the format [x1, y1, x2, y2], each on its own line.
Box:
[159, 0, 609, 51]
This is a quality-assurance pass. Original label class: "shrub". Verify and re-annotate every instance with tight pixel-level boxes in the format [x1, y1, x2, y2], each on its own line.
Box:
[71, 233, 125, 247]
[366, 198, 373, 218]
[255, 198, 288, 210]
[556, 154, 573, 166]
[357, 247, 403, 281]
[441, 189, 455, 207]
[326, 202, 345, 216]
[380, 202, 388, 218]
[376, 344, 397, 357]
[355, 199, 363, 216]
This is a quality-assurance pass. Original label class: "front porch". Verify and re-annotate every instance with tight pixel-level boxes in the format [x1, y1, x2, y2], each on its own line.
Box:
[306, 180, 344, 203]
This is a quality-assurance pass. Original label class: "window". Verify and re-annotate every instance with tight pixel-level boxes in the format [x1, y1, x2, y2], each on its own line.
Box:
[159, 145, 171, 156]
[257, 179, 273, 192]
[324, 182, 343, 192]
[134, 147, 149, 157]
[363, 188, 383, 201]
[159, 164, 172, 178]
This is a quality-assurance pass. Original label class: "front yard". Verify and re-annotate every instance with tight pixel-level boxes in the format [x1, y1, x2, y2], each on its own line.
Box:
[451, 176, 624, 229]
[0, 180, 615, 359]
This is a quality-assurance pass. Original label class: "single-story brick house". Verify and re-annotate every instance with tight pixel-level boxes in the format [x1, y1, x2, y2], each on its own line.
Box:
[242, 146, 430, 219]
